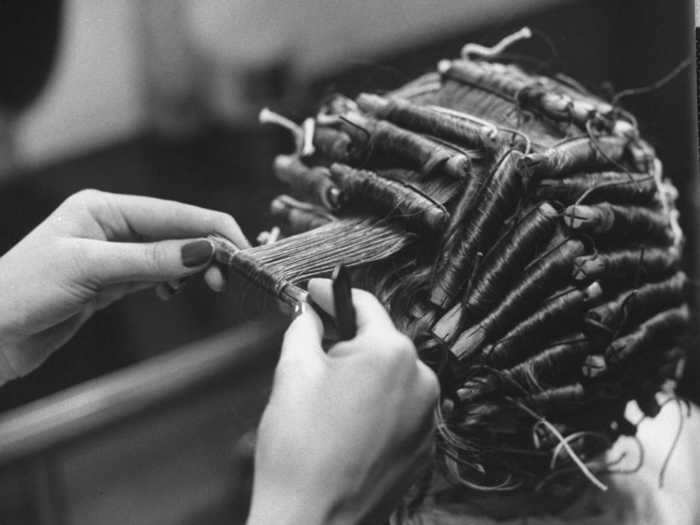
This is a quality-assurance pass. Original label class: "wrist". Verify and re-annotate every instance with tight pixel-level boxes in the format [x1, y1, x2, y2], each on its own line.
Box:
[245, 485, 354, 525]
[246, 499, 331, 525]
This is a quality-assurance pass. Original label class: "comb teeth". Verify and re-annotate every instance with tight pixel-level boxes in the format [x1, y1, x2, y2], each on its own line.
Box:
[249, 41, 687, 495]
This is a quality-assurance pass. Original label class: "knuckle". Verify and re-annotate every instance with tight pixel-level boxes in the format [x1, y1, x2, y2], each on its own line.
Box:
[145, 242, 166, 273]
[66, 239, 103, 286]
[210, 211, 240, 235]
[217, 212, 240, 230]
[385, 333, 416, 360]
[64, 189, 103, 208]
[76, 239, 97, 267]
[353, 288, 382, 310]
[369, 332, 416, 371]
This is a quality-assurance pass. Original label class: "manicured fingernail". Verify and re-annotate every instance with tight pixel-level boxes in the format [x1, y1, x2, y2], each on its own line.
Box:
[181, 239, 214, 267]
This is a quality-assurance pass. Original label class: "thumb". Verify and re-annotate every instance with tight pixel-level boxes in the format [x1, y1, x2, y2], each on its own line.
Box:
[84, 237, 215, 284]
[278, 304, 325, 371]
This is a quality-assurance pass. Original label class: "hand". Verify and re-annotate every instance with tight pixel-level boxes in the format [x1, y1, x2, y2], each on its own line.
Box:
[247, 279, 439, 525]
[0, 189, 248, 384]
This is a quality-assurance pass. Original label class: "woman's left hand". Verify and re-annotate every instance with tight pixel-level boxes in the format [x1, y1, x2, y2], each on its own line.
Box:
[0, 189, 249, 384]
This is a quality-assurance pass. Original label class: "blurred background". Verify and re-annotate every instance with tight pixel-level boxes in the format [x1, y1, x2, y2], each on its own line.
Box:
[0, 0, 696, 523]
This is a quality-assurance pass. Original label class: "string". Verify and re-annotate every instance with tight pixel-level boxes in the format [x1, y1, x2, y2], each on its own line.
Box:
[259, 108, 305, 154]
[511, 398, 608, 491]
[462, 27, 533, 60]
[612, 59, 692, 105]
[658, 397, 686, 488]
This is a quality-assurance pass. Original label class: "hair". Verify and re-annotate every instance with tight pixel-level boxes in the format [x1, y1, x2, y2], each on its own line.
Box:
[244, 29, 690, 519]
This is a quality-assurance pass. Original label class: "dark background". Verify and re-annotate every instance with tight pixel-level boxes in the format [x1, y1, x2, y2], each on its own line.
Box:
[0, 0, 696, 408]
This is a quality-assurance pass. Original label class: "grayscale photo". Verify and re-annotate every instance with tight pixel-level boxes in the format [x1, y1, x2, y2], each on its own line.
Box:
[0, 1, 697, 524]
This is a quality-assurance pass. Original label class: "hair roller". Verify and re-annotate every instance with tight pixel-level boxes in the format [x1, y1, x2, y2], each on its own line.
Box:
[377, 168, 463, 204]
[273, 155, 342, 210]
[270, 195, 334, 234]
[584, 271, 687, 336]
[242, 39, 691, 500]
[329, 163, 449, 233]
[337, 113, 471, 178]
[533, 172, 658, 206]
[357, 93, 501, 152]
[458, 335, 593, 403]
[604, 305, 689, 365]
[450, 239, 586, 359]
[522, 136, 632, 179]
[572, 247, 680, 284]
[431, 149, 524, 308]
[563, 203, 672, 245]
[486, 282, 602, 368]
[462, 202, 560, 320]
[312, 125, 358, 163]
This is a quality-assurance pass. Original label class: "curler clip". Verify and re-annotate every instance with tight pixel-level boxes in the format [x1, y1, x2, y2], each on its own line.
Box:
[461, 27, 533, 60]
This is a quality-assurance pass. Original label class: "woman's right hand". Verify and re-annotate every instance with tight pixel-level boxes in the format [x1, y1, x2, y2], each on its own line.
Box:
[247, 279, 439, 525]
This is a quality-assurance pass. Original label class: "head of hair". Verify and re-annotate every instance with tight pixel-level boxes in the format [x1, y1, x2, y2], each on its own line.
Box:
[258, 31, 689, 519]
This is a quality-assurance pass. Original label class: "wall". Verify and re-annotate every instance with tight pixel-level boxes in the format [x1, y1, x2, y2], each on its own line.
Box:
[14, 0, 145, 170]
[9, 0, 570, 171]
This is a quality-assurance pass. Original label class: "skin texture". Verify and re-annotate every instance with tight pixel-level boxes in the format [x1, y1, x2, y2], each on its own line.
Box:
[0, 189, 249, 383]
[247, 279, 440, 525]
[0, 191, 440, 522]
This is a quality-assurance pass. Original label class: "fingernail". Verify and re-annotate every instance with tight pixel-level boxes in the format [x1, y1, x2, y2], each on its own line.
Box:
[181, 239, 214, 267]
[293, 300, 308, 318]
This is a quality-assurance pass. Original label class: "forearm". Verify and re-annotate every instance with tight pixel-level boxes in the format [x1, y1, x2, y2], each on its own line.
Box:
[246, 490, 346, 525]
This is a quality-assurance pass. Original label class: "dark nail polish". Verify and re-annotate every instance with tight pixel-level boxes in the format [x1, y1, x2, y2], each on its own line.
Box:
[181, 239, 214, 267]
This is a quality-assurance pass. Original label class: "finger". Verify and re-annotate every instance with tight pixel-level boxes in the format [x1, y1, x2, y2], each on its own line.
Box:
[279, 304, 325, 368]
[84, 237, 215, 284]
[82, 191, 250, 248]
[156, 266, 226, 300]
[204, 265, 227, 292]
[307, 278, 394, 335]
